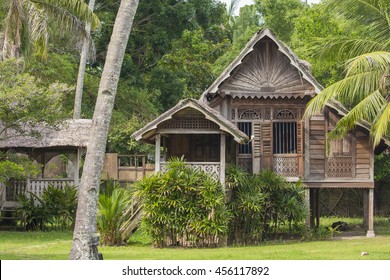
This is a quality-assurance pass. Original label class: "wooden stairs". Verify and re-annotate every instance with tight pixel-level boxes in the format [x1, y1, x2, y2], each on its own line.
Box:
[121, 197, 143, 241]
[0, 201, 21, 230]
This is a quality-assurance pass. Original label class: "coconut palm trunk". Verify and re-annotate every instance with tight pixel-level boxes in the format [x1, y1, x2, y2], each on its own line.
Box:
[69, 0, 139, 260]
[73, 0, 95, 119]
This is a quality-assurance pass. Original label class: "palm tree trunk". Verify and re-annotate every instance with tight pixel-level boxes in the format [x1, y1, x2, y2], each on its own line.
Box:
[73, 0, 96, 119]
[69, 0, 139, 260]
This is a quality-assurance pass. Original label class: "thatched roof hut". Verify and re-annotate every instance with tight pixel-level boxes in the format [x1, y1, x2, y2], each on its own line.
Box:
[0, 119, 92, 149]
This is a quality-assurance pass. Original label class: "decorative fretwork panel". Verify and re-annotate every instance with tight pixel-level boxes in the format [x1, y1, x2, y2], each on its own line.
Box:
[273, 156, 299, 177]
[274, 109, 296, 120]
[327, 157, 353, 177]
[160, 162, 220, 180]
[265, 108, 271, 120]
[238, 109, 261, 120]
[159, 118, 219, 130]
[237, 157, 252, 173]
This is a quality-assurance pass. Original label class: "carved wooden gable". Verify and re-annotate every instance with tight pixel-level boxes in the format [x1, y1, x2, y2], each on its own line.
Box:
[219, 37, 315, 99]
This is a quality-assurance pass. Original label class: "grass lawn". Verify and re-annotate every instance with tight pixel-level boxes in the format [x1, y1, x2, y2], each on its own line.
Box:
[1, 217, 390, 260]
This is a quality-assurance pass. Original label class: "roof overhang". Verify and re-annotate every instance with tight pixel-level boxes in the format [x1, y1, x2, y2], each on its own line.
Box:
[132, 99, 249, 144]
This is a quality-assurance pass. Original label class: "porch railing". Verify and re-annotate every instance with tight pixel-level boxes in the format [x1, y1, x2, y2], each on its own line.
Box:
[3, 179, 75, 202]
[160, 162, 221, 180]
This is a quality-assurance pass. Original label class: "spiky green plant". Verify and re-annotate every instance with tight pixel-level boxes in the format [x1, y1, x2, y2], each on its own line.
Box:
[135, 157, 229, 248]
[97, 187, 132, 246]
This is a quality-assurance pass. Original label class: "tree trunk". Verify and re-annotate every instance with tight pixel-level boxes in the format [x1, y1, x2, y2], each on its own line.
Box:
[73, 0, 96, 119]
[69, 0, 139, 260]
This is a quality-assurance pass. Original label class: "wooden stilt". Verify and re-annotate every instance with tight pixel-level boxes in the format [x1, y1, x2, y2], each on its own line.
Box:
[315, 188, 320, 228]
[366, 188, 375, 238]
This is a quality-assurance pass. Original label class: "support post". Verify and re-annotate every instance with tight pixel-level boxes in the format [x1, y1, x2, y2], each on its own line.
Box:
[315, 188, 320, 228]
[305, 188, 311, 228]
[220, 133, 226, 190]
[74, 148, 81, 186]
[155, 134, 161, 173]
[363, 189, 368, 228]
[309, 189, 315, 228]
[366, 188, 375, 238]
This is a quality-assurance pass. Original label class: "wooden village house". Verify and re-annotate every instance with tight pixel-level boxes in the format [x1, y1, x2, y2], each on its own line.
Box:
[133, 28, 389, 237]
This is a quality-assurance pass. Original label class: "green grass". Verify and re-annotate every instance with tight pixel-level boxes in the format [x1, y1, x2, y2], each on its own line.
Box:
[1, 217, 390, 260]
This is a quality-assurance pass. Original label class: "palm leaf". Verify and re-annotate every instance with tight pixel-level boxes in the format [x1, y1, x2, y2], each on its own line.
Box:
[371, 100, 390, 146]
[327, 90, 386, 141]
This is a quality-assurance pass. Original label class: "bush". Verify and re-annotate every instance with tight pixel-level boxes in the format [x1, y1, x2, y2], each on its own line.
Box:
[135, 157, 229, 248]
[226, 166, 308, 244]
[97, 187, 132, 246]
[17, 184, 78, 230]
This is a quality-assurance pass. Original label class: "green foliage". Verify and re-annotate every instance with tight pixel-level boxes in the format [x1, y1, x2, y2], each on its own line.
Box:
[108, 115, 155, 155]
[375, 153, 390, 182]
[0, 59, 71, 137]
[226, 166, 308, 244]
[17, 184, 78, 231]
[0, 152, 40, 183]
[41, 185, 78, 230]
[17, 192, 48, 231]
[135, 157, 229, 247]
[0, 0, 99, 61]
[97, 186, 132, 246]
[150, 28, 229, 110]
[254, 0, 307, 43]
[304, 0, 390, 146]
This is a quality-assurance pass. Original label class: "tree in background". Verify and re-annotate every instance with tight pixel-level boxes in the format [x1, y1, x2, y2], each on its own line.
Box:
[304, 0, 390, 146]
[0, 0, 99, 61]
[254, 0, 306, 43]
[0, 59, 70, 138]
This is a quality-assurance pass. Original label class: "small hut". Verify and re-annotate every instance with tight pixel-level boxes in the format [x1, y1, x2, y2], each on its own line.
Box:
[0, 119, 91, 207]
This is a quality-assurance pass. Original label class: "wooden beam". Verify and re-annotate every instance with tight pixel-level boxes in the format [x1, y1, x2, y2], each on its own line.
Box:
[220, 133, 226, 190]
[155, 134, 161, 173]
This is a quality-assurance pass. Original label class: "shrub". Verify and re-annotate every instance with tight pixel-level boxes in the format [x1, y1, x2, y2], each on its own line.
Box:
[226, 166, 308, 244]
[135, 157, 229, 248]
[17, 192, 48, 231]
[17, 184, 78, 230]
[97, 187, 132, 246]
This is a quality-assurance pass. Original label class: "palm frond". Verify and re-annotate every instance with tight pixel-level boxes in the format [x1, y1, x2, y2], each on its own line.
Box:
[324, 0, 389, 32]
[328, 90, 386, 141]
[345, 51, 390, 77]
[23, 1, 48, 60]
[305, 70, 383, 116]
[33, 0, 100, 30]
[315, 37, 388, 61]
[371, 100, 390, 146]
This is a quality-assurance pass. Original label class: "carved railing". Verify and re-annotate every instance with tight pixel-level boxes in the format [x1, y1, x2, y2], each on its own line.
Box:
[160, 162, 221, 180]
[273, 154, 300, 177]
[3, 179, 75, 202]
[327, 156, 353, 178]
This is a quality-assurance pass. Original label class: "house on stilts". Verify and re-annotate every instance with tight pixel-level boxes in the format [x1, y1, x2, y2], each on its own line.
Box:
[133, 28, 389, 237]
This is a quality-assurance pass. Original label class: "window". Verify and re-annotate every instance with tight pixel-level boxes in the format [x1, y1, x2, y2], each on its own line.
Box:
[273, 122, 297, 154]
[330, 134, 352, 156]
[238, 122, 252, 154]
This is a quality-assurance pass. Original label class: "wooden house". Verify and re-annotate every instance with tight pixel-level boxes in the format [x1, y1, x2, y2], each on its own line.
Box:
[133, 28, 387, 237]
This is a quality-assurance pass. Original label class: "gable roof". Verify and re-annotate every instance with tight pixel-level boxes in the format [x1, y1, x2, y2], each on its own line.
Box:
[132, 99, 249, 144]
[201, 28, 323, 101]
[0, 119, 92, 149]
